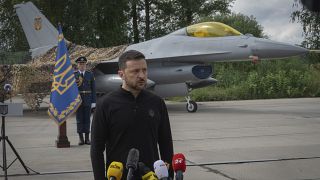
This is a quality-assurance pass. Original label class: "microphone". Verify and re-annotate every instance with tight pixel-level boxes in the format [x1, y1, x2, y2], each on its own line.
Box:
[139, 162, 158, 180]
[126, 148, 139, 180]
[172, 153, 186, 180]
[107, 161, 123, 180]
[4, 84, 12, 93]
[153, 160, 169, 180]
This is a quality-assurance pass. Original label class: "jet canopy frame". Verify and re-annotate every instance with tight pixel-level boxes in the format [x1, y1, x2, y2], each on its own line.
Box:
[186, 22, 242, 38]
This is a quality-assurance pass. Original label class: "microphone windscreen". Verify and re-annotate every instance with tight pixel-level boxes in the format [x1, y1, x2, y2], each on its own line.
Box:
[4, 84, 12, 91]
[138, 162, 151, 175]
[153, 160, 168, 179]
[107, 161, 123, 180]
[126, 148, 139, 170]
[172, 153, 186, 172]
[142, 171, 158, 180]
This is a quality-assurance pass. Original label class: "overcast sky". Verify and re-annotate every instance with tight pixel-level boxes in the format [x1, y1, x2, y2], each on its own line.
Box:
[231, 0, 304, 45]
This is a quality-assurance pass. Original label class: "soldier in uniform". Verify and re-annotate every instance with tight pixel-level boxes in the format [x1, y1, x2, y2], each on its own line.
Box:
[74, 56, 96, 145]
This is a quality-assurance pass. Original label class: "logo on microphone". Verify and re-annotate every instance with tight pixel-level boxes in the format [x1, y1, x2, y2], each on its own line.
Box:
[174, 158, 184, 164]
[110, 164, 121, 169]
[148, 109, 154, 117]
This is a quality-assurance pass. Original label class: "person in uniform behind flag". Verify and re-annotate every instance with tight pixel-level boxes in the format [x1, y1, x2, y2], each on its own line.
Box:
[74, 56, 96, 145]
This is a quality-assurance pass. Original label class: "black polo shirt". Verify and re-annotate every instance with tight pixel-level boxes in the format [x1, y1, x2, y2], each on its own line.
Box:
[91, 88, 173, 179]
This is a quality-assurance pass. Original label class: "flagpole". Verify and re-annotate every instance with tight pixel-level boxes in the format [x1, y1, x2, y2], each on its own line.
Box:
[48, 23, 81, 148]
[55, 22, 70, 148]
[56, 121, 70, 148]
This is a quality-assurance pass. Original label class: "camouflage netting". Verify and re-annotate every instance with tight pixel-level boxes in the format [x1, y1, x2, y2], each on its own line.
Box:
[0, 43, 128, 110]
[31, 42, 128, 67]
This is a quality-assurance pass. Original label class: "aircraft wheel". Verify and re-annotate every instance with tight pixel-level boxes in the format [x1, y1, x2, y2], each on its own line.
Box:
[186, 100, 197, 113]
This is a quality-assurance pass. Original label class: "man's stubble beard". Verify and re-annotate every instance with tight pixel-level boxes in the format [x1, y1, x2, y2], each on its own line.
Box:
[124, 78, 146, 91]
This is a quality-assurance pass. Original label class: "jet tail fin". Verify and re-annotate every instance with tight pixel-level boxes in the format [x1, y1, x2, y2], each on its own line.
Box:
[14, 2, 58, 58]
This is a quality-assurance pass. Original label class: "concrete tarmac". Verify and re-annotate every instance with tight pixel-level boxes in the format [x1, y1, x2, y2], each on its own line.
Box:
[1, 97, 320, 180]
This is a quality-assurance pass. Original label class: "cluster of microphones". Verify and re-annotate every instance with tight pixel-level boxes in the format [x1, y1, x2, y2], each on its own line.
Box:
[107, 148, 186, 180]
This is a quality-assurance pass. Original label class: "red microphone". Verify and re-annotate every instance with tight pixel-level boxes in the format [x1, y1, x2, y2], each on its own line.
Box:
[172, 153, 186, 180]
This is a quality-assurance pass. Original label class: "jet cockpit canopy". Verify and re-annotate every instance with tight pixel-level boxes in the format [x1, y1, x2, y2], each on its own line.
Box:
[186, 22, 242, 37]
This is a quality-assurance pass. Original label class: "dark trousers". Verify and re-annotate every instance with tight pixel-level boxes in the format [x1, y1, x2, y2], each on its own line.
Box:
[76, 104, 91, 133]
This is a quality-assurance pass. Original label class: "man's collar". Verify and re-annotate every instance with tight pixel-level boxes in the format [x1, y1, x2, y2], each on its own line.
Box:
[119, 87, 144, 99]
[78, 70, 85, 74]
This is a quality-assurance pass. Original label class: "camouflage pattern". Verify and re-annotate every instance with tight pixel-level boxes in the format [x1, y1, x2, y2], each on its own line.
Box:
[0, 42, 128, 110]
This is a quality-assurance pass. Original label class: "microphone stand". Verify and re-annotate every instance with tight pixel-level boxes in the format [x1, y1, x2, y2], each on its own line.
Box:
[0, 98, 31, 179]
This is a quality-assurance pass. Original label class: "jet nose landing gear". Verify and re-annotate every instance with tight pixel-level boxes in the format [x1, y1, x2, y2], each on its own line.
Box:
[185, 96, 198, 113]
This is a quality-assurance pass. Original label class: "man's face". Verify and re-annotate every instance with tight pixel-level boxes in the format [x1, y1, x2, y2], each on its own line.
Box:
[119, 59, 147, 91]
[77, 62, 86, 71]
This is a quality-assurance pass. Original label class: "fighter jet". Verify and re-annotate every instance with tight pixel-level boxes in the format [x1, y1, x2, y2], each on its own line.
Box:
[13, 2, 308, 112]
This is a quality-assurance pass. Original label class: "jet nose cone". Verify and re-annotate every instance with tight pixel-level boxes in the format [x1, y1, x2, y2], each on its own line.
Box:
[252, 39, 308, 59]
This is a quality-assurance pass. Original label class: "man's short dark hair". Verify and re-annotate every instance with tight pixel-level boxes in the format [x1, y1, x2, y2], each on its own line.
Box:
[118, 50, 145, 69]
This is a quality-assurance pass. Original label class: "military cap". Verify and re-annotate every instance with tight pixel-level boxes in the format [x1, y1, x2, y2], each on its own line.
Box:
[76, 56, 87, 63]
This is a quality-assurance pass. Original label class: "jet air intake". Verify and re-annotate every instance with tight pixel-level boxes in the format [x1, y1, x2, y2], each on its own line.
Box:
[148, 64, 213, 84]
[192, 65, 212, 79]
[94, 73, 155, 94]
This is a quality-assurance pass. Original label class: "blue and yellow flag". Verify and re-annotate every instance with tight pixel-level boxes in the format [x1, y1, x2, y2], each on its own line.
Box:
[48, 25, 81, 125]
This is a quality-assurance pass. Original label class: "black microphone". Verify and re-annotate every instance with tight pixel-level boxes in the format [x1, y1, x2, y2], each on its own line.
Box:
[126, 148, 139, 180]
[138, 162, 150, 175]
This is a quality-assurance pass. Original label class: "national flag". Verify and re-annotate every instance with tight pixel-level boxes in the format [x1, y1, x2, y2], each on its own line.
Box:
[48, 24, 81, 125]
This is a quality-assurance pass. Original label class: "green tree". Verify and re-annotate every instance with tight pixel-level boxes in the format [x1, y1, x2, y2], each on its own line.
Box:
[90, 0, 129, 47]
[291, 0, 320, 49]
[128, 0, 235, 42]
[0, 0, 129, 51]
[144, 0, 150, 40]
[130, 0, 140, 43]
[211, 13, 266, 38]
[172, 0, 234, 28]
[55, 0, 129, 47]
[0, 0, 29, 51]
[1, 0, 235, 51]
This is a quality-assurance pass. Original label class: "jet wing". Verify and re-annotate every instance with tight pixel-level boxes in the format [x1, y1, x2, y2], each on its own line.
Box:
[99, 51, 232, 64]
[144, 51, 232, 63]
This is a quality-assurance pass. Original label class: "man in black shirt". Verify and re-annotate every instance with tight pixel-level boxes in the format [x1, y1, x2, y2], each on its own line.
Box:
[91, 50, 174, 179]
